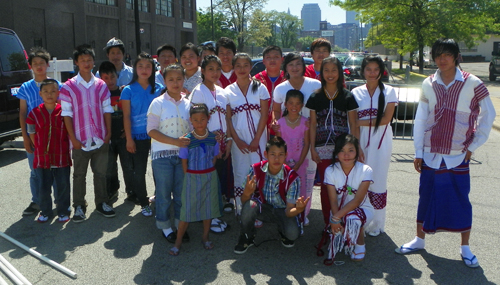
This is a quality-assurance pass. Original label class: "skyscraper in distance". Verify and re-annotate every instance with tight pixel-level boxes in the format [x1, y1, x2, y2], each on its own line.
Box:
[301, 3, 321, 31]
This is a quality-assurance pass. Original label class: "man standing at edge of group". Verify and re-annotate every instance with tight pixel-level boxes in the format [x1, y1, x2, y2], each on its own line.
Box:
[304, 38, 332, 80]
[395, 38, 495, 269]
[96, 37, 133, 88]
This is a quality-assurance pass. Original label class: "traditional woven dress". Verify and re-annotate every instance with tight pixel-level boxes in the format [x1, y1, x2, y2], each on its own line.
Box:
[351, 84, 398, 234]
[226, 81, 270, 213]
[324, 161, 374, 260]
[179, 132, 223, 222]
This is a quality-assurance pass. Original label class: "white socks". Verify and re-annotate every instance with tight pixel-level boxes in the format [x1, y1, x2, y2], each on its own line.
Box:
[400, 236, 425, 253]
[351, 244, 366, 260]
[163, 228, 174, 237]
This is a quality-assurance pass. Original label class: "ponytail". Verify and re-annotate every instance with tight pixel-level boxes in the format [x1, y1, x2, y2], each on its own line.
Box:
[374, 81, 385, 131]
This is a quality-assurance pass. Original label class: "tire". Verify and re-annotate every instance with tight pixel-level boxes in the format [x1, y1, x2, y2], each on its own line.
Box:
[490, 72, 496, 81]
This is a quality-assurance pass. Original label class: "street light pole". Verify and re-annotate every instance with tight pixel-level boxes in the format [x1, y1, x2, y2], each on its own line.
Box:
[211, 0, 214, 40]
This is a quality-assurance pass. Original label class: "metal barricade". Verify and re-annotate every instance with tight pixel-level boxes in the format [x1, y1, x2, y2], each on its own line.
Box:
[345, 81, 422, 140]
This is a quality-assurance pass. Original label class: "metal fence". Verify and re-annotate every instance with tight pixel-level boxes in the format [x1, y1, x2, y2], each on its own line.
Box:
[345, 81, 422, 140]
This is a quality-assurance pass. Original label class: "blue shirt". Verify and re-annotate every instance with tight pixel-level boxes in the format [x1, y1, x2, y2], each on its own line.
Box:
[16, 79, 62, 113]
[96, 62, 134, 87]
[120, 81, 163, 139]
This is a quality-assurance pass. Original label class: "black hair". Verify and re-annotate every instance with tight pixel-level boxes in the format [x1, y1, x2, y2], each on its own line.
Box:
[282, 52, 306, 79]
[180, 42, 200, 57]
[190, 103, 210, 117]
[162, 64, 185, 79]
[201, 44, 216, 54]
[332, 133, 359, 163]
[216, 37, 237, 55]
[310, 38, 332, 54]
[361, 55, 386, 131]
[232, 53, 261, 93]
[262, 45, 283, 58]
[106, 45, 125, 55]
[98, 61, 117, 76]
[431, 38, 460, 67]
[156, 44, 177, 58]
[200, 55, 222, 81]
[28, 47, 50, 65]
[318, 57, 345, 100]
[39, 78, 59, 91]
[129, 52, 156, 93]
[73, 44, 95, 62]
[282, 89, 304, 117]
[266, 136, 287, 153]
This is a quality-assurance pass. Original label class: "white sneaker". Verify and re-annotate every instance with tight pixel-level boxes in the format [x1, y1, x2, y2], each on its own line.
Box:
[141, 205, 153, 217]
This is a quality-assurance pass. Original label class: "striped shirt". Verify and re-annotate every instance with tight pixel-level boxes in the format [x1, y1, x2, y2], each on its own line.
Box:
[26, 104, 71, 169]
[16, 79, 62, 114]
[60, 73, 113, 151]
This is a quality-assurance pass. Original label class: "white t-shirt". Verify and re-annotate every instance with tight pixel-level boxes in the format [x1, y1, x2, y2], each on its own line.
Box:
[273, 77, 321, 118]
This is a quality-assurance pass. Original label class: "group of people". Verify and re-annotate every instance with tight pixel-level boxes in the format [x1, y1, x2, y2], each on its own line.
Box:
[17, 35, 494, 268]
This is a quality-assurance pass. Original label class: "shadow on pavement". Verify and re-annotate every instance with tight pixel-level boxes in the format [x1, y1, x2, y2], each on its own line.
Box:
[421, 252, 495, 284]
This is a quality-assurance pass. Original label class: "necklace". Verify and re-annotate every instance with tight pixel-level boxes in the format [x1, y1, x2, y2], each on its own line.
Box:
[325, 89, 338, 100]
[192, 129, 209, 139]
[285, 116, 300, 125]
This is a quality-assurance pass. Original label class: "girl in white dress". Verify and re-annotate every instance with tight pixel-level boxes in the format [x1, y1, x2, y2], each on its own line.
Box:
[226, 53, 269, 214]
[351, 56, 397, 237]
[324, 134, 374, 262]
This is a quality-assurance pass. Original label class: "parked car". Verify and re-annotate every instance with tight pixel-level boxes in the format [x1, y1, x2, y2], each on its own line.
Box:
[489, 45, 500, 81]
[250, 57, 314, 77]
[343, 55, 389, 82]
[0, 27, 32, 146]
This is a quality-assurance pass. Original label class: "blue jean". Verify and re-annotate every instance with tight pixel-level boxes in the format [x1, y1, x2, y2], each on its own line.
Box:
[35, 167, 71, 217]
[26, 152, 39, 205]
[153, 156, 184, 229]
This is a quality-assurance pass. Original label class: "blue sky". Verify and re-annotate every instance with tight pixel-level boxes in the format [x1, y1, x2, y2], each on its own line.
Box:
[196, 0, 346, 25]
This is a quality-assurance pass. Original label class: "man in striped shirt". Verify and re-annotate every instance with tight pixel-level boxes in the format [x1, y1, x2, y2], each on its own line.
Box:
[60, 44, 115, 223]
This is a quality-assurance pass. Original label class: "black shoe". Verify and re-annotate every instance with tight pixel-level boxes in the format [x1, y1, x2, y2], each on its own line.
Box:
[96, 202, 116, 218]
[182, 231, 190, 242]
[280, 233, 295, 248]
[73, 206, 86, 223]
[234, 234, 254, 254]
[163, 231, 176, 243]
[23, 202, 40, 215]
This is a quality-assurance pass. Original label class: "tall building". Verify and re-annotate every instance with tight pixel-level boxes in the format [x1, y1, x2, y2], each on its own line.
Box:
[301, 4, 321, 31]
[0, 0, 197, 65]
[346, 11, 359, 25]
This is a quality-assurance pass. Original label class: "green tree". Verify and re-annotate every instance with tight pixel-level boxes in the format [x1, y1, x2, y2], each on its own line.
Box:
[214, 0, 268, 51]
[247, 9, 272, 47]
[332, 0, 499, 73]
[197, 8, 237, 43]
[297, 36, 315, 52]
[276, 12, 302, 49]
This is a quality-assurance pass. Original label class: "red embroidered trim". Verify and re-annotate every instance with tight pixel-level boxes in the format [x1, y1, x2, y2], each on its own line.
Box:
[232, 104, 261, 115]
[368, 191, 387, 210]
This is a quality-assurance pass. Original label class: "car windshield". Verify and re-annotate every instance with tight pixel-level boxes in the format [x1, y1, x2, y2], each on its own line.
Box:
[0, 33, 28, 72]
[345, 57, 364, 66]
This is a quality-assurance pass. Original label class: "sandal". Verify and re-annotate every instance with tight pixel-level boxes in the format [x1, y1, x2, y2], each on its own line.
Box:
[169, 246, 180, 256]
[210, 218, 230, 234]
[202, 241, 214, 250]
[395, 246, 424, 255]
[351, 251, 365, 261]
[461, 254, 480, 268]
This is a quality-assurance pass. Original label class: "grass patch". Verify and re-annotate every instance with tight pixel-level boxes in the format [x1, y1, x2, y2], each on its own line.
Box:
[391, 69, 426, 84]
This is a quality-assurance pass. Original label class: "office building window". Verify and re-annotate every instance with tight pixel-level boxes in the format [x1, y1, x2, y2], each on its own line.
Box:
[86, 0, 116, 5]
[126, 0, 149, 12]
[188, 0, 193, 20]
[179, 0, 185, 19]
[156, 0, 173, 17]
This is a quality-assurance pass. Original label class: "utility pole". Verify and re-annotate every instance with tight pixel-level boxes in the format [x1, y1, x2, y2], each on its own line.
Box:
[134, 0, 141, 56]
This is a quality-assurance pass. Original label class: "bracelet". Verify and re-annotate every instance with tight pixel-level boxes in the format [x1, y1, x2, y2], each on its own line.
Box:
[330, 216, 341, 224]
[226, 137, 233, 142]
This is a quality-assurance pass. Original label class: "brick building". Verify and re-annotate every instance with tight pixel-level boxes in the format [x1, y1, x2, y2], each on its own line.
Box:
[0, 0, 197, 64]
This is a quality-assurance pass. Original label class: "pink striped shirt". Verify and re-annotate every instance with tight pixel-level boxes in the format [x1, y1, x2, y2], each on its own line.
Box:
[59, 74, 113, 149]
